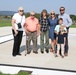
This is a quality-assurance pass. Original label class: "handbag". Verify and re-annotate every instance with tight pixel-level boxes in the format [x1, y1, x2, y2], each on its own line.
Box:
[17, 16, 23, 29]
[17, 23, 22, 29]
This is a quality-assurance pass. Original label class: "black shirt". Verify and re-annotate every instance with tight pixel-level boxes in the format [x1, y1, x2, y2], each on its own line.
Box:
[57, 32, 65, 44]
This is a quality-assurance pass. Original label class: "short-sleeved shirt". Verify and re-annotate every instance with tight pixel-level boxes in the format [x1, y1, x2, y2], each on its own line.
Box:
[12, 13, 26, 31]
[54, 24, 66, 33]
[26, 17, 39, 32]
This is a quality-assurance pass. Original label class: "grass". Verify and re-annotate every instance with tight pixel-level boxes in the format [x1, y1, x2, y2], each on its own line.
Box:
[0, 19, 76, 28]
[70, 24, 76, 28]
[0, 19, 11, 27]
[0, 72, 30, 75]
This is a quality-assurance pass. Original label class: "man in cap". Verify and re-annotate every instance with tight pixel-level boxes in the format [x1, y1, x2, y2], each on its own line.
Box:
[25, 11, 40, 54]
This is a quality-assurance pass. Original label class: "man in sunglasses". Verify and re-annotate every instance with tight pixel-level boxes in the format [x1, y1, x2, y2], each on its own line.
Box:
[58, 6, 72, 56]
[25, 11, 40, 54]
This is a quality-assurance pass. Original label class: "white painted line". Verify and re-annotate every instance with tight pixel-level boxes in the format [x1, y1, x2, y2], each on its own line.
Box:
[69, 34, 76, 37]
[0, 32, 26, 44]
[0, 66, 76, 75]
[0, 35, 13, 43]
[0, 33, 76, 44]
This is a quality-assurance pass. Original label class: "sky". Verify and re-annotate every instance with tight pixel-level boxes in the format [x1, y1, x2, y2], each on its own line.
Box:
[0, 0, 76, 15]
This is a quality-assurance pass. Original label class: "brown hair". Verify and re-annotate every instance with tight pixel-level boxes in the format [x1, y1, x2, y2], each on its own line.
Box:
[58, 18, 63, 22]
[41, 9, 48, 17]
[60, 6, 65, 11]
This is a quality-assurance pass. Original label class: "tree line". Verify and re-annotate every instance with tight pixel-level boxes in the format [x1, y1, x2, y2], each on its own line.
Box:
[0, 12, 76, 25]
[25, 13, 76, 25]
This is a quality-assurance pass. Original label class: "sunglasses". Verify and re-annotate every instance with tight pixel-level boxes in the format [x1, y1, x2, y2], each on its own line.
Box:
[60, 9, 64, 11]
[30, 14, 35, 16]
[19, 10, 24, 12]
[51, 13, 55, 15]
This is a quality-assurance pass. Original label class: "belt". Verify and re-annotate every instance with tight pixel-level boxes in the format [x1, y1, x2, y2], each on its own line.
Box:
[28, 30, 37, 33]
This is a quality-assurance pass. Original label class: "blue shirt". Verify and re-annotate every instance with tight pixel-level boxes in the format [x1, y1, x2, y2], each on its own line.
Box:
[48, 17, 58, 28]
[58, 13, 72, 27]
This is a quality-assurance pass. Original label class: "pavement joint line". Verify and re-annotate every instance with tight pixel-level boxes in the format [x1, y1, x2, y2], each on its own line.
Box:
[0, 32, 26, 44]
[0, 64, 76, 73]
[0, 34, 12, 37]
[0, 33, 76, 44]
[0, 35, 25, 44]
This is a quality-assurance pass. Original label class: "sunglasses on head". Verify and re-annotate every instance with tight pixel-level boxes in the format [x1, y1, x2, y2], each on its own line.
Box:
[19, 10, 24, 12]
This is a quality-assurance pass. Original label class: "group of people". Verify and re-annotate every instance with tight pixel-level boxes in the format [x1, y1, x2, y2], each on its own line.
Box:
[12, 6, 72, 58]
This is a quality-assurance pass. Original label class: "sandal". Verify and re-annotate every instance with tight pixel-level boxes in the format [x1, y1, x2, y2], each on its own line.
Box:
[53, 50, 55, 54]
[61, 55, 64, 58]
[50, 48, 53, 52]
[55, 55, 58, 57]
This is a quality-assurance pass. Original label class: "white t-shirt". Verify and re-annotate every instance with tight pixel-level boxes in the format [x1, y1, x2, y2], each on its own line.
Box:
[54, 24, 67, 33]
[12, 13, 26, 31]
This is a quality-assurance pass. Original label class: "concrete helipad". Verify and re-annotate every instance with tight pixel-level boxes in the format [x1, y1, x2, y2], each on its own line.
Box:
[0, 27, 76, 71]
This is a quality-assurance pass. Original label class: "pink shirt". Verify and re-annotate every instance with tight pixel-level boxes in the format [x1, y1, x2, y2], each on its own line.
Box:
[26, 17, 39, 32]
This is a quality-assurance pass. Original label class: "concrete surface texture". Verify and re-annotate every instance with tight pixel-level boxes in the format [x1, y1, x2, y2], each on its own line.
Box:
[0, 27, 76, 71]
[0, 66, 76, 75]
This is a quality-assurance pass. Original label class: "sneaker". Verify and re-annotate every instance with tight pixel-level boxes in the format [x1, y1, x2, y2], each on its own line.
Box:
[27, 51, 31, 54]
[45, 49, 49, 53]
[64, 53, 68, 56]
[33, 51, 38, 54]
[17, 53, 21, 56]
[41, 50, 44, 54]
[61, 55, 64, 58]
[13, 55, 16, 57]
